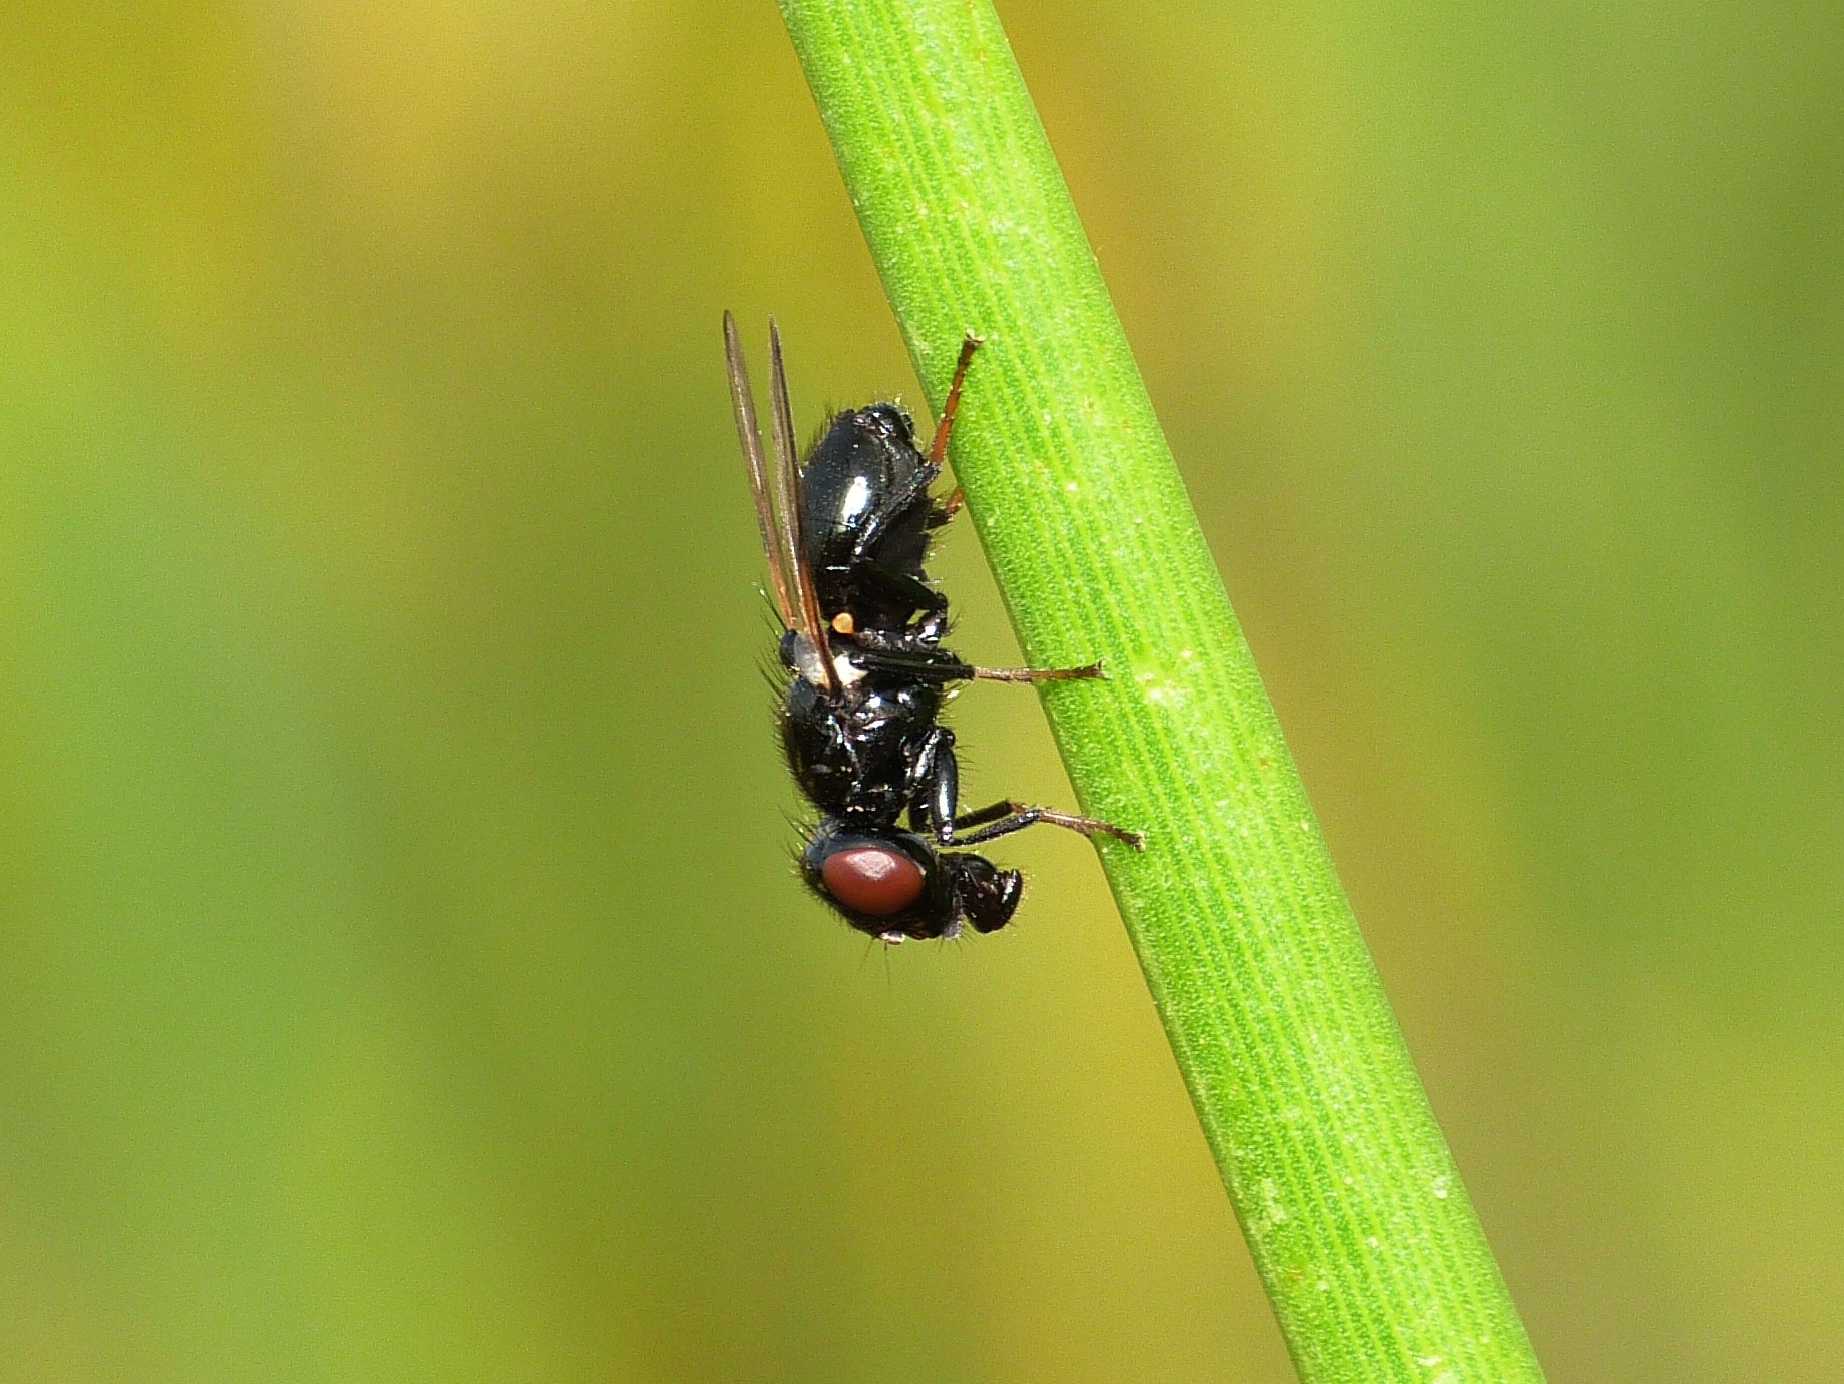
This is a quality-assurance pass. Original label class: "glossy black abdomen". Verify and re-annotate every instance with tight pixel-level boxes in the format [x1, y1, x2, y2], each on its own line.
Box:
[800, 405, 942, 628]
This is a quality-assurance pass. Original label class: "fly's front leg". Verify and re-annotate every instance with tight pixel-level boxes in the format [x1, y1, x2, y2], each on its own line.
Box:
[908, 733, 1145, 851]
[904, 726, 960, 840]
[945, 799, 1016, 834]
[949, 801, 1146, 851]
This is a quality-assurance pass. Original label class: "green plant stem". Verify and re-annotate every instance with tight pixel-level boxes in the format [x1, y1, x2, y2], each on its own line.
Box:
[778, 2, 1545, 1380]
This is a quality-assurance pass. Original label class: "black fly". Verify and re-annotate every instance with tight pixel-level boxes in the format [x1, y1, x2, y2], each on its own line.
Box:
[724, 312, 1144, 945]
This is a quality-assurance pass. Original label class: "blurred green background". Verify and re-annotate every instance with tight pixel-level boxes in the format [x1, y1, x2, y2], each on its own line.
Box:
[3, 1, 1839, 1380]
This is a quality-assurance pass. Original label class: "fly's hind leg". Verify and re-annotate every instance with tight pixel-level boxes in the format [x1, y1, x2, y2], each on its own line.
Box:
[926, 333, 982, 528]
[929, 488, 967, 527]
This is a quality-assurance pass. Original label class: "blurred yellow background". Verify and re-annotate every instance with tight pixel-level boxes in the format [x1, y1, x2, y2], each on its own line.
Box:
[3, 2, 1839, 1380]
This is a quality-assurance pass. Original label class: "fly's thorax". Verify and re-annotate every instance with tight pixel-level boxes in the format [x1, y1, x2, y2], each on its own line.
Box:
[781, 672, 939, 823]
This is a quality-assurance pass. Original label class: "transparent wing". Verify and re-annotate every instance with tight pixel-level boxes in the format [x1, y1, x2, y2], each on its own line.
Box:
[767, 317, 838, 692]
[723, 310, 794, 630]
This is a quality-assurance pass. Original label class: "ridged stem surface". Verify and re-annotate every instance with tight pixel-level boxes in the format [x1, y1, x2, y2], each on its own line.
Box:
[779, 2, 1545, 1379]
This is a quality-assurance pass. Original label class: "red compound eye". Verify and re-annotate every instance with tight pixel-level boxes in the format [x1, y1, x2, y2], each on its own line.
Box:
[819, 846, 926, 916]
